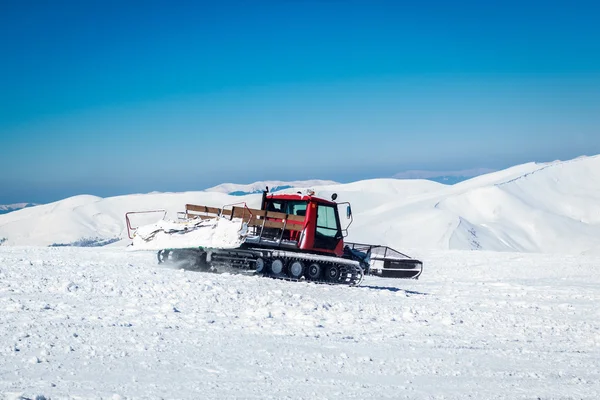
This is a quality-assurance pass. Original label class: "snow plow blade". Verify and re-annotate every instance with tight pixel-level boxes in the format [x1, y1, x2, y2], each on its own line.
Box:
[344, 242, 423, 279]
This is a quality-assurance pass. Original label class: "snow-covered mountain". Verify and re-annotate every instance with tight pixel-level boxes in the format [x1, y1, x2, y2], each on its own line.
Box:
[1, 155, 599, 255]
[205, 179, 338, 195]
[0, 203, 37, 215]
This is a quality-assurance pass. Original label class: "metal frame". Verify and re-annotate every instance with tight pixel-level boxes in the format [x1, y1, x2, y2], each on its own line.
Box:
[345, 241, 423, 279]
[221, 201, 253, 222]
[336, 201, 353, 237]
[125, 209, 167, 239]
[344, 241, 411, 259]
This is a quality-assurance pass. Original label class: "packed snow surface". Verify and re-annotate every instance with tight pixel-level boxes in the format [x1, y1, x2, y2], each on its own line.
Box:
[0, 246, 598, 399]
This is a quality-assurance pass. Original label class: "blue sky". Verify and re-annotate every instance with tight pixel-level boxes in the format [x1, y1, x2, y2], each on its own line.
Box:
[1, 0, 599, 203]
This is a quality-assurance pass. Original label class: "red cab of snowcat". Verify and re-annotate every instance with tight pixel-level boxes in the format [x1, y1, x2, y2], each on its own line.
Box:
[262, 192, 346, 257]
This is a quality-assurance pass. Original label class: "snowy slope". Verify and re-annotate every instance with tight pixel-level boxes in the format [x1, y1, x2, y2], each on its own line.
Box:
[0, 246, 598, 399]
[438, 156, 600, 254]
[308, 156, 600, 255]
[0, 192, 238, 247]
[1, 155, 599, 255]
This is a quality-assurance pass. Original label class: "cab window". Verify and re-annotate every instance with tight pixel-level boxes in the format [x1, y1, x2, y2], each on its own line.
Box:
[316, 205, 338, 237]
[266, 200, 307, 217]
[287, 201, 307, 217]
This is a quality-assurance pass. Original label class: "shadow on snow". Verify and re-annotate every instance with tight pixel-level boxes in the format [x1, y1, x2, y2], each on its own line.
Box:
[361, 285, 429, 296]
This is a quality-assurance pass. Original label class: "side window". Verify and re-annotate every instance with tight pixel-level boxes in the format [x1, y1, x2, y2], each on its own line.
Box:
[316, 205, 339, 237]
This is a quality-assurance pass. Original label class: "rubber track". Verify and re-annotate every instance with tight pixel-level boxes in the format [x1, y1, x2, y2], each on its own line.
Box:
[256, 252, 364, 287]
[157, 248, 364, 287]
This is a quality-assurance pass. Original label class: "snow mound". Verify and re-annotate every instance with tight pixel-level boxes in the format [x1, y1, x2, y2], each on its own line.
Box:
[129, 217, 245, 251]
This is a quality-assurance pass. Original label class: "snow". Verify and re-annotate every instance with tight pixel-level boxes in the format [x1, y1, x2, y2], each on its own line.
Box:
[0, 246, 598, 399]
[1, 154, 600, 255]
[0, 192, 236, 247]
[129, 217, 246, 251]
[2, 155, 600, 398]
[336, 155, 600, 255]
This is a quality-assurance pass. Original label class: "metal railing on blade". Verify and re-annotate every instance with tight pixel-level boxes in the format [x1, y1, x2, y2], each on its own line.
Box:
[221, 202, 254, 234]
[220, 201, 253, 220]
[125, 209, 167, 239]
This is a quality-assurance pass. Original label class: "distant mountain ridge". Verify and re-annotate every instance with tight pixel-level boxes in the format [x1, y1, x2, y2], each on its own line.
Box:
[393, 168, 496, 185]
[0, 203, 38, 215]
[422, 176, 470, 185]
[205, 180, 339, 195]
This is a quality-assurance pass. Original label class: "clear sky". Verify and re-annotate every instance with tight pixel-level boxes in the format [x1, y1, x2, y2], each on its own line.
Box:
[1, 0, 599, 204]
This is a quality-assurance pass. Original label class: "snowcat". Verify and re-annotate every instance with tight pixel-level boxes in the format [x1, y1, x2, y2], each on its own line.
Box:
[125, 189, 423, 286]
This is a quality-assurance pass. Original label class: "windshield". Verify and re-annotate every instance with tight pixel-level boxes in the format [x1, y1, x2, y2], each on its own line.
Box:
[266, 200, 307, 217]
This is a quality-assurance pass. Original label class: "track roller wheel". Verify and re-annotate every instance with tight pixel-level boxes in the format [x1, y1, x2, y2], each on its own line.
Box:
[255, 257, 266, 274]
[270, 258, 285, 275]
[157, 250, 171, 264]
[325, 264, 341, 282]
[288, 260, 304, 279]
[307, 263, 322, 280]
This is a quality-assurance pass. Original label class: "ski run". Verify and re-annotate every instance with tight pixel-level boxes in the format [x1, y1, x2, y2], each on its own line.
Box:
[0, 246, 598, 399]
